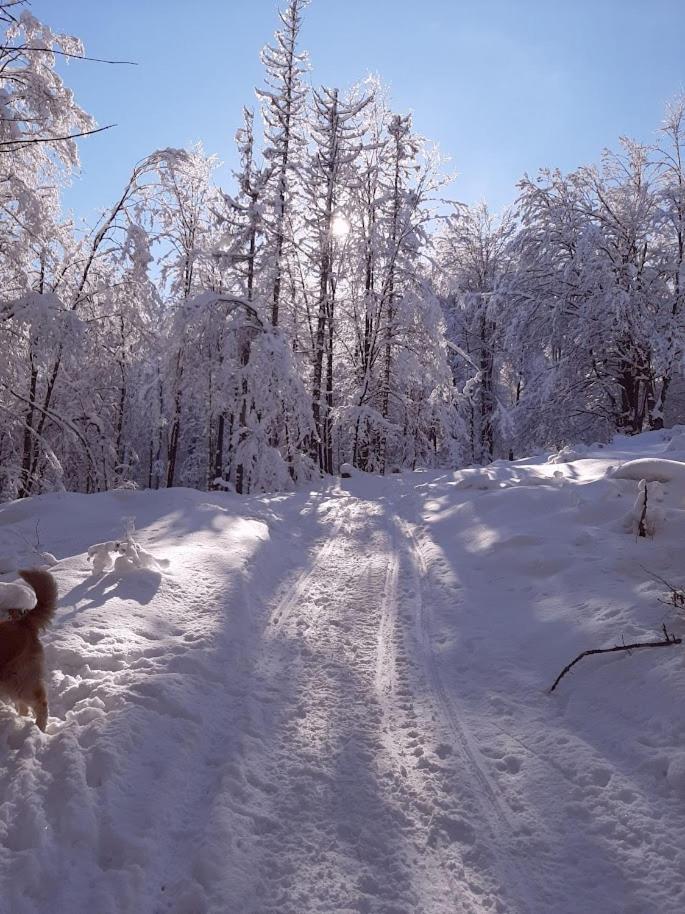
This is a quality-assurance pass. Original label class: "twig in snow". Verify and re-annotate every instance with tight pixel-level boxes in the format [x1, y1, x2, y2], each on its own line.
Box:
[548, 627, 682, 693]
[638, 479, 648, 538]
[12, 519, 41, 556]
[639, 565, 685, 610]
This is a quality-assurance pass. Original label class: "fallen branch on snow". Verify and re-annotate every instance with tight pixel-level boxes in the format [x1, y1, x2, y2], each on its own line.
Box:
[548, 624, 682, 693]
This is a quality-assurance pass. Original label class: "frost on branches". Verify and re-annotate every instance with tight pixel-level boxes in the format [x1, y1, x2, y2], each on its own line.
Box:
[437, 99, 685, 462]
[2, 0, 685, 502]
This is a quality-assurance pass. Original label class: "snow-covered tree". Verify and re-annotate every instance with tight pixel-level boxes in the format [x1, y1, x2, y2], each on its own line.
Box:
[257, 0, 309, 328]
[438, 203, 515, 462]
[302, 85, 369, 472]
[4, 1, 685, 503]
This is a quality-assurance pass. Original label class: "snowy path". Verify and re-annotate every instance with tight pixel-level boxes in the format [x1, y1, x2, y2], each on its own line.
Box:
[241, 488, 504, 914]
[3, 436, 685, 913]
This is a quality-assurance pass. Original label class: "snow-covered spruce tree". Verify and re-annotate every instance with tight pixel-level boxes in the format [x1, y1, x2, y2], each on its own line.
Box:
[378, 112, 415, 471]
[90, 223, 159, 491]
[652, 95, 685, 426]
[437, 203, 516, 463]
[257, 0, 309, 329]
[162, 289, 313, 494]
[301, 85, 370, 473]
[147, 143, 314, 495]
[151, 146, 219, 488]
[357, 109, 455, 472]
[0, 11, 186, 499]
[316, 87, 460, 474]
[13, 149, 183, 497]
[216, 108, 268, 306]
[183, 0, 319, 493]
[498, 168, 606, 451]
[579, 141, 663, 433]
[1, 224, 88, 498]
[212, 107, 270, 491]
[340, 81, 390, 472]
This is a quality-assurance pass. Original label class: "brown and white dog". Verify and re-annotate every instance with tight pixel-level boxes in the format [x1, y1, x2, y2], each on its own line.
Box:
[0, 570, 57, 731]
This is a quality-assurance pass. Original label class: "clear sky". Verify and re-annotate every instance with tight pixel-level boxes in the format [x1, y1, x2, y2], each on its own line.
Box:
[28, 0, 685, 222]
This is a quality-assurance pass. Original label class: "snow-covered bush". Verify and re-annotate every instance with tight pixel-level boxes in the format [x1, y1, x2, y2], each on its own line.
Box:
[87, 529, 169, 575]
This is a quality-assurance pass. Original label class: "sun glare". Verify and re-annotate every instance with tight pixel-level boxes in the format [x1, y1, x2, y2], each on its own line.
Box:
[331, 213, 350, 238]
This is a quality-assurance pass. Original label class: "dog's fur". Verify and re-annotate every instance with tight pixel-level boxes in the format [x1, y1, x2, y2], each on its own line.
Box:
[0, 570, 57, 731]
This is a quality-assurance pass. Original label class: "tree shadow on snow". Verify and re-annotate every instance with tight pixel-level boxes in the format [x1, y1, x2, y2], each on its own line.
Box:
[60, 567, 162, 619]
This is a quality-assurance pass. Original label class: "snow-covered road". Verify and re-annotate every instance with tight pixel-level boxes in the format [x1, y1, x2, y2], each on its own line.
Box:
[2, 432, 685, 913]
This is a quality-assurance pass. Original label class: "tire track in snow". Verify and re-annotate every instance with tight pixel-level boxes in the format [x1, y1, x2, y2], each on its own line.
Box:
[398, 517, 512, 826]
[268, 495, 351, 635]
[372, 521, 486, 910]
[251, 499, 476, 914]
[395, 512, 538, 914]
[374, 525, 399, 699]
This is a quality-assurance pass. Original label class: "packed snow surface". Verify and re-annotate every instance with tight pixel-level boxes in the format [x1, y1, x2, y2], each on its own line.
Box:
[2, 430, 685, 912]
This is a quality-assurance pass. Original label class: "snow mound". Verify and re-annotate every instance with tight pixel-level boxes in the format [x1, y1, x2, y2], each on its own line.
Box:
[611, 457, 685, 484]
[548, 443, 588, 464]
[114, 540, 170, 572]
[665, 433, 685, 454]
[88, 537, 170, 574]
[0, 549, 56, 573]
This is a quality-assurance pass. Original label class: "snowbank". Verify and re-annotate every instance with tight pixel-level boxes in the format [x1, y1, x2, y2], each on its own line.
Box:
[0, 431, 685, 912]
[611, 456, 685, 483]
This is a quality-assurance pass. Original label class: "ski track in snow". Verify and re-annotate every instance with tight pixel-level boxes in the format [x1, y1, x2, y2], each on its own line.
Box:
[247, 500, 431, 914]
[394, 510, 535, 913]
[269, 493, 353, 635]
[3, 435, 685, 912]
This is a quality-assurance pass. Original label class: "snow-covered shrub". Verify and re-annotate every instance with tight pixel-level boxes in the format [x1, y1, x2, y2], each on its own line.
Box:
[87, 536, 169, 575]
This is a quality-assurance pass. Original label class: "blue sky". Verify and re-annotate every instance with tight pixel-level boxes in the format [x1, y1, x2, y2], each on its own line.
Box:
[29, 0, 685, 222]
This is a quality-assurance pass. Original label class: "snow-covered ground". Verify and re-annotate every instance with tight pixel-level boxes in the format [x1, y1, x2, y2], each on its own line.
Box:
[2, 431, 685, 913]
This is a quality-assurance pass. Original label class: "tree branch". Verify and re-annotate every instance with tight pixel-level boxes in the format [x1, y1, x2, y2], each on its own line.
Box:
[548, 625, 682, 693]
[0, 123, 115, 150]
[1, 45, 137, 65]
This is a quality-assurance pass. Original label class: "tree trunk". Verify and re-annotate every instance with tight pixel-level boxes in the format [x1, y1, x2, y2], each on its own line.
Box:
[18, 356, 38, 499]
[166, 350, 184, 487]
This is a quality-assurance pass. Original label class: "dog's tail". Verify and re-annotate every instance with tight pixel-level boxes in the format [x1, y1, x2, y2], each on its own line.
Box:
[18, 569, 58, 631]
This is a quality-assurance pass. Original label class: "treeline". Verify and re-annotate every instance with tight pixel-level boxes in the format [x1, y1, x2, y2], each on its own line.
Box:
[1, 0, 683, 499]
[441, 116, 685, 463]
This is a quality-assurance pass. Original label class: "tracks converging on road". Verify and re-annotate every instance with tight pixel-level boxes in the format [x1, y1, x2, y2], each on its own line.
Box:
[241, 479, 535, 913]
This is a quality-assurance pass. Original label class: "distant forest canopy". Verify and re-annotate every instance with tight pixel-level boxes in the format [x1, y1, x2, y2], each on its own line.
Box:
[1, 0, 684, 498]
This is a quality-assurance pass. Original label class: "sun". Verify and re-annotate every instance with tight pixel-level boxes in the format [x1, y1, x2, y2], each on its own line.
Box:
[331, 213, 350, 238]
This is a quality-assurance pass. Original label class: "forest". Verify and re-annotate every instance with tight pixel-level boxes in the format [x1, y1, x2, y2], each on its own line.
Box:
[2, 0, 684, 498]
